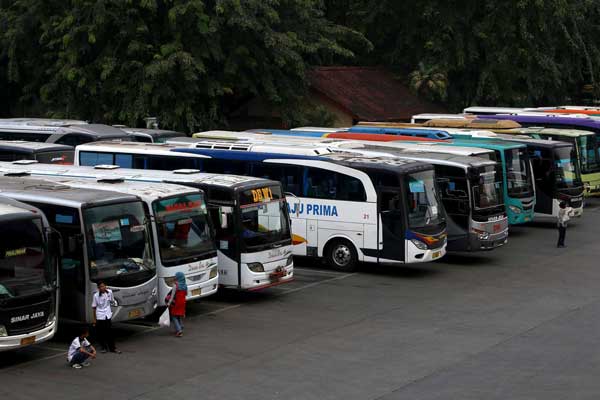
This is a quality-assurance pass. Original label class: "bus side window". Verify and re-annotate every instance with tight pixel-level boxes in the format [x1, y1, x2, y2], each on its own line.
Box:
[252, 164, 303, 196]
[80, 151, 114, 166]
[115, 154, 133, 168]
[337, 174, 366, 201]
[0, 151, 20, 161]
[305, 167, 337, 199]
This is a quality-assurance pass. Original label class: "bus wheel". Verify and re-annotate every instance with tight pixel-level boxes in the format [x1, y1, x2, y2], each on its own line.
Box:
[325, 239, 358, 272]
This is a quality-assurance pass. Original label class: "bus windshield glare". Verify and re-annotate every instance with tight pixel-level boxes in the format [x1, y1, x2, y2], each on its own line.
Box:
[152, 194, 215, 267]
[405, 170, 444, 228]
[239, 186, 290, 249]
[472, 167, 503, 210]
[505, 148, 534, 197]
[577, 135, 600, 174]
[553, 147, 580, 187]
[84, 201, 154, 281]
[0, 217, 49, 298]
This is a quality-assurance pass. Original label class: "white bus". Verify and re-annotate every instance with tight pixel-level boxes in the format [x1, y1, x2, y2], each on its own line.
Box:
[2, 172, 219, 305]
[0, 196, 61, 351]
[0, 161, 294, 291]
[0, 177, 158, 323]
[74, 141, 448, 271]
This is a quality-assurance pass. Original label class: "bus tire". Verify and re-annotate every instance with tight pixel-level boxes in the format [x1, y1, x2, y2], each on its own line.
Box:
[325, 239, 358, 272]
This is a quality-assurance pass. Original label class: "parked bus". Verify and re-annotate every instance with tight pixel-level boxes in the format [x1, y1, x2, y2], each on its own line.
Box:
[0, 162, 294, 291]
[493, 128, 600, 197]
[0, 141, 74, 164]
[0, 118, 130, 146]
[75, 141, 448, 270]
[0, 196, 60, 352]
[3, 174, 219, 305]
[0, 177, 158, 323]
[441, 135, 582, 218]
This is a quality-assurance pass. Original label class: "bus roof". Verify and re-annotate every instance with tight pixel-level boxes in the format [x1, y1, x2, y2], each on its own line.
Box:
[0, 140, 73, 153]
[0, 176, 141, 208]
[463, 106, 527, 115]
[422, 118, 522, 130]
[491, 134, 574, 149]
[350, 148, 495, 169]
[0, 161, 278, 191]
[0, 119, 129, 140]
[446, 139, 526, 150]
[506, 127, 595, 138]
[479, 114, 600, 130]
[333, 141, 495, 157]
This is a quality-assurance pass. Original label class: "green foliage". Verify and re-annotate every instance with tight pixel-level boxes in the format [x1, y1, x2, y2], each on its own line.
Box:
[325, 0, 600, 109]
[0, 0, 368, 131]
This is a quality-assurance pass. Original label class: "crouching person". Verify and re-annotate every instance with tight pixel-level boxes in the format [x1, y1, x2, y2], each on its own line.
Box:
[68, 327, 97, 369]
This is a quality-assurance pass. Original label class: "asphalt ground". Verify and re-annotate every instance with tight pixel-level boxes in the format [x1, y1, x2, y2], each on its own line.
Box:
[2, 199, 600, 400]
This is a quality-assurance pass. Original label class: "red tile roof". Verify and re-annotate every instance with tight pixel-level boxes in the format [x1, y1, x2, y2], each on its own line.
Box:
[308, 66, 446, 122]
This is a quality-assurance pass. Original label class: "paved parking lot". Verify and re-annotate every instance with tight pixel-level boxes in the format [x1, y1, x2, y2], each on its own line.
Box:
[2, 200, 600, 400]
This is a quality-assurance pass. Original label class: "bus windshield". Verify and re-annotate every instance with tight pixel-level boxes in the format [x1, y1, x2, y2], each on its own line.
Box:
[152, 194, 215, 267]
[0, 217, 49, 298]
[553, 147, 580, 187]
[577, 135, 600, 174]
[505, 148, 534, 198]
[84, 201, 154, 281]
[404, 170, 444, 228]
[472, 166, 503, 210]
[239, 186, 290, 249]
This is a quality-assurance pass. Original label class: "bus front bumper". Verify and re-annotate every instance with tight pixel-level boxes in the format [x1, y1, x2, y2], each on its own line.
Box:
[186, 275, 219, 302]
[0, 319, 57, 352]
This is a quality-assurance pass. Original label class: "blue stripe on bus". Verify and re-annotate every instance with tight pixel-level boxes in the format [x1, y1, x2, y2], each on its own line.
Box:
[171, 148, 325, 161]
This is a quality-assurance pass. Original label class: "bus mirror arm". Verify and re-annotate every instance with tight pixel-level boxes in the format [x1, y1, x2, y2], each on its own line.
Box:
[285, 192, 301, 217]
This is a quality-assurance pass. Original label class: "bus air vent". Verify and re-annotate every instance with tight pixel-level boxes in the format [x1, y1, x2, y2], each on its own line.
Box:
[174, 169, 201, 175]
[3, 171, 31, 177]
[12, 159, 38, 165]
[94, 165, 121, 170]
[97, 177, 125, 184]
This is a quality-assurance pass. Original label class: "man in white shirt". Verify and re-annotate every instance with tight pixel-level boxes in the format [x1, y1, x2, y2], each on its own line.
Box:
[67, 327, 96, 369]
[92, 281, 120, 353]
[557, 201, 573, 248]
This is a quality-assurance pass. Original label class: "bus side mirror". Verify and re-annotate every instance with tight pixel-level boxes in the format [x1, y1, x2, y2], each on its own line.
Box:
[48, 229, 63, 257]
[219, 206, 233, 229]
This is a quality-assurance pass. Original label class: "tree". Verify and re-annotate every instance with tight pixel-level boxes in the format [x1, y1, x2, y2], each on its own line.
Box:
[0, 0, 369, 131]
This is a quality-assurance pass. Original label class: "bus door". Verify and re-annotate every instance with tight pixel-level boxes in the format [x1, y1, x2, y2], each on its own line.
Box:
[528, 149, 554, 215]
[378, 189, 406, 263]
[207, 201, 240, 286]
[30, 203, 86, 321]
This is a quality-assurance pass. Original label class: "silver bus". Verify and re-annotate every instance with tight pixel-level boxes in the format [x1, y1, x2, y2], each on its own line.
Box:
[0, 196, 60, 351]
[0, 177, 157, 323]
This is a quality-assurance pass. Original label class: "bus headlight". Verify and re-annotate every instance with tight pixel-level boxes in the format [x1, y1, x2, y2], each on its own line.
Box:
[286, 255, 294, 266]
[0, 325, 7, 337]
[209, 267, 218, 279]
[471, 228, 490, 240]
[163, 276, 176, 286]
[248, 263, 264, 273]
[410, 239, 428, 250]
[508, 205, 522, 214]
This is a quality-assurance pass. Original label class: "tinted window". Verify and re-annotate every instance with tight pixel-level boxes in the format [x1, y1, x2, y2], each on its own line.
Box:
[0, 151, 24, 161]
[80, 151, 114, 166]
[132, 155, 201, 171]
[115, 154, 133, 168]
[304, 167, 366, 201]
[202, 159, 246, 175]
[251, 164, 304, 195]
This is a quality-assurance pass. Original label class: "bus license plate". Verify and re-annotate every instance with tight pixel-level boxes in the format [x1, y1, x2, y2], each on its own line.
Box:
[191, 288, 202, 297]
[20, 336, 36, 346]
[128, 309, 142, 319]
[432, 251, 441, 259]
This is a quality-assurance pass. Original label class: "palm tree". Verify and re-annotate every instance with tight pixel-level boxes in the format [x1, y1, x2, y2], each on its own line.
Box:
[408, 62, 448, 102]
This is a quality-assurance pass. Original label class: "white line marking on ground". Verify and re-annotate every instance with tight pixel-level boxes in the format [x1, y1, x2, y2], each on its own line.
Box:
[278, 272, 357, 295]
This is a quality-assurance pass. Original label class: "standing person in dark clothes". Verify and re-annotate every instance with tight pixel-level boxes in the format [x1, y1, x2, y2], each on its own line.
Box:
[557, 201, 573, 248]
[166, 272, 188, 337]
[92, 281, 121, 353]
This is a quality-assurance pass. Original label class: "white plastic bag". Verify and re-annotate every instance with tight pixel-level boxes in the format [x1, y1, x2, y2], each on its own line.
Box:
[158, 308, 170, 328]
